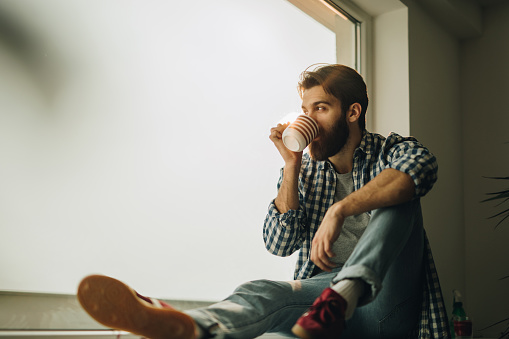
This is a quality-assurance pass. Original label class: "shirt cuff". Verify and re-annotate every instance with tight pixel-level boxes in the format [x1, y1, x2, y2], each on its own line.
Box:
[267, 199, 304, 227]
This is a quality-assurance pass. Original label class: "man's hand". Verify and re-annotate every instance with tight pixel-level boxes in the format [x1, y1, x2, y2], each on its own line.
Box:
[269, 123, 302, 167]
[311, 203, 345, 271]
[310, 169, 416, 271]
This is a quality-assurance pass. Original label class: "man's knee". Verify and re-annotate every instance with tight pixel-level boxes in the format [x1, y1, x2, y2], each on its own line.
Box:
[233, 279, 291, 297]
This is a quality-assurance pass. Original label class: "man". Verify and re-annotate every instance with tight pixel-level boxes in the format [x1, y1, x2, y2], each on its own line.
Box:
[78, 64, 449, 338]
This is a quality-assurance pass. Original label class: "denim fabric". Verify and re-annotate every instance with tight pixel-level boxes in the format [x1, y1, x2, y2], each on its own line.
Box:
[339, 199, 424, 338]
[186, 271, 336, 338]
[185, 200, 424, 339]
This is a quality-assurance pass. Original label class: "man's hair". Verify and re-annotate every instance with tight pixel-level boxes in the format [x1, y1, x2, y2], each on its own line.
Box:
[298, 64, 368, 131]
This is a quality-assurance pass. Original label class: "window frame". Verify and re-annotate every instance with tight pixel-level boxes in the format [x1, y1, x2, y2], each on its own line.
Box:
[285, 0, 373, 130]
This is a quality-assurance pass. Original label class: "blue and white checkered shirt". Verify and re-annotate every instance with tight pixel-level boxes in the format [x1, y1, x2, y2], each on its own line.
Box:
[263, 131, 450, 338]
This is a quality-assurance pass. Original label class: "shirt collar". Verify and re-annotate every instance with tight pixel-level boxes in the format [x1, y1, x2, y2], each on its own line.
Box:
[317, 159, 328, 171]
[355, 130, 374, 156]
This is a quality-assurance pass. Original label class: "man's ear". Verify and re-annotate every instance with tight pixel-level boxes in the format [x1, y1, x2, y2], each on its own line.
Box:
[347, 103, 362, 123]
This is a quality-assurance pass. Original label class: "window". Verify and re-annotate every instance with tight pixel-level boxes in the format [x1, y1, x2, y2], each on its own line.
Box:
[287, 0, 371, 128]
[288, 0, 368, 71]
[0, 0, 366, 301]
[323, 0, 361, 71]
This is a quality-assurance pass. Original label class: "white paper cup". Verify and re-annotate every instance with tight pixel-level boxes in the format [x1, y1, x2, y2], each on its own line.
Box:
[282, 114, 319, 152]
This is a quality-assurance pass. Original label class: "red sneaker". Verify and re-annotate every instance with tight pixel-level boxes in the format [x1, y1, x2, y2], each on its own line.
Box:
[292, 288, 347, 339]
[77, 275, 196, 339]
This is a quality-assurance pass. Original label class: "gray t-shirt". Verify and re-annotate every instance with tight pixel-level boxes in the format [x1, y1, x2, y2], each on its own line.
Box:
[330, 171, 370, 265]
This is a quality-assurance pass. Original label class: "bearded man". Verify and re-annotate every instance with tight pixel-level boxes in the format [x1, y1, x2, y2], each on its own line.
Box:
[78, 64, 449, 339]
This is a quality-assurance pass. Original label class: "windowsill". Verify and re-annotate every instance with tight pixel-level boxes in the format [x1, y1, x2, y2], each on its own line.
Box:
[0, 290, 213, 331]
[0, 291, 286, 338]
[0, 330, 137, 338]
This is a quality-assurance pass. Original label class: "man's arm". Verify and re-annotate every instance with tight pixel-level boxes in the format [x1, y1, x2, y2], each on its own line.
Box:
[274, 164, 301, 213]
[269, 123, 303, 213]
[311, 168, 415, 271]
[263, 123, 306, 257]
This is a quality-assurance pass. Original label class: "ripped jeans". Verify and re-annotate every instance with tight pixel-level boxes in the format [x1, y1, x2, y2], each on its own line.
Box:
[185, 199, 424, 339]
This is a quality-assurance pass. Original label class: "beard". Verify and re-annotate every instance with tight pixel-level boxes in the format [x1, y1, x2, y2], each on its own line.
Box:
[309, 113, 349, 161]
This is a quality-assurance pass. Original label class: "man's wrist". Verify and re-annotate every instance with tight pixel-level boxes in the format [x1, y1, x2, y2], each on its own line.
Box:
[331, 201, 348, 219]
[284, 161, 301, 172]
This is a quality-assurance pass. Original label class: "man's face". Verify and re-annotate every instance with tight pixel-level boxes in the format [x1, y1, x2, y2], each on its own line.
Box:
[301, 86, 349, 161]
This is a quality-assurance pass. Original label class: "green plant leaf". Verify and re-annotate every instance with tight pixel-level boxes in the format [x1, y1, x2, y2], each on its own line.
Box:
[482, 174, 509, 228]
[488, 210, 509, 229]
[484, 176, 509, 180]
[481, 191, 509, 203]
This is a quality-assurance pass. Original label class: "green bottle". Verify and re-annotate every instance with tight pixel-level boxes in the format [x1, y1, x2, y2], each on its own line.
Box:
[450, 290, 467, 338]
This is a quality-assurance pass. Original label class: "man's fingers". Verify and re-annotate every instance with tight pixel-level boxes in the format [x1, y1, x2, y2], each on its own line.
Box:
[271, 123, 289, 135]
[324, 242, 336, 259]
[317, 258, 336, 272]
[269, 128, 282, 141]
[269, 123, 289, 143]
[319, 253, 337, 271]
[312, 242, 337, 272]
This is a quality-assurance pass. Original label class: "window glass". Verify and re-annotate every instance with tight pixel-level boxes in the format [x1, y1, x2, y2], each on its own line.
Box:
[325, 0, 361, 71]
[0, 0, 336, 301]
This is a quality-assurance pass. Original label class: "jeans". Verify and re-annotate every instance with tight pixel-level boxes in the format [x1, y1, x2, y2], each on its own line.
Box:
[185, 199, 424, 339]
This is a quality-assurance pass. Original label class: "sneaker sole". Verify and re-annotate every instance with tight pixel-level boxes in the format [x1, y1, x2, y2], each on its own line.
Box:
[291, 323, 315, 339]
[77, 275, 195, 339]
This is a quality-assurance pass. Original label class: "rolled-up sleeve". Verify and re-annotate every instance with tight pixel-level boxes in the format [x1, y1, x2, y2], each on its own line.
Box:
[384, 135, 438, 197]
[263, 169, 306, 257]
[263, 201, 305, 257]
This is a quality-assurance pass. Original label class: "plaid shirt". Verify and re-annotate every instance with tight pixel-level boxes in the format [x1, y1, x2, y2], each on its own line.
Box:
[263, 131, 450, 338]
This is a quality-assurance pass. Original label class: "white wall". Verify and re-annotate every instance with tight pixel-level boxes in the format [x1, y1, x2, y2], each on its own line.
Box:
[461, 3, 509, 336]
[399, 0, 509, 336]
[352, 1, 509, 336]
[371, 6, 409, 136]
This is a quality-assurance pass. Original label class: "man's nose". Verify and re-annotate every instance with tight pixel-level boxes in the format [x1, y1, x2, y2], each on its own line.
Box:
[307, 111, 318, 122]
